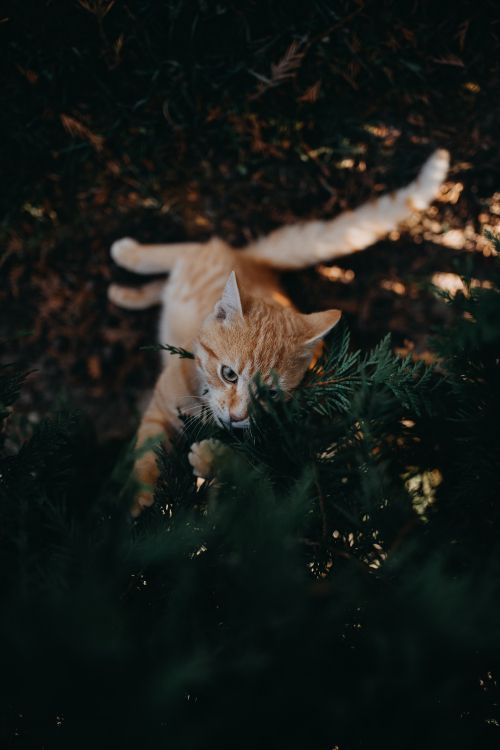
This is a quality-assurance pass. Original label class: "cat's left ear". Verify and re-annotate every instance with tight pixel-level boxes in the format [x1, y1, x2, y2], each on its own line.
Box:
[302, 309, 342, 345]
[214, 271, 244, 322]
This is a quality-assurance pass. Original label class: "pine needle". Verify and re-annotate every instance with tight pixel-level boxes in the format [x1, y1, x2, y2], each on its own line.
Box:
[60, 114, 105, 153]
[249, 40, 306, 100]
[140, 343, 195, 359]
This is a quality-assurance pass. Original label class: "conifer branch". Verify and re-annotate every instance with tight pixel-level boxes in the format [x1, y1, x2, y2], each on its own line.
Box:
[140, 343, 195, 359]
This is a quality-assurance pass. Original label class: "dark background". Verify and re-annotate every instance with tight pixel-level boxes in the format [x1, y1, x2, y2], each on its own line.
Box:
[1, 0, 499, 439]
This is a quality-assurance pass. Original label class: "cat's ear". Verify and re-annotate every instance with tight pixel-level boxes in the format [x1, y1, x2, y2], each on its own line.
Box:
[302, 309, 342, 345]
[214, 271, 244, 322]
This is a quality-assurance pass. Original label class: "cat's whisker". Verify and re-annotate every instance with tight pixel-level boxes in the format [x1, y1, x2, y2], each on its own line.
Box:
[181, 411, 206, 431]
[172, 395, 206, 409]
[180, 404, 204, 416]
[188, 416, 208, 445]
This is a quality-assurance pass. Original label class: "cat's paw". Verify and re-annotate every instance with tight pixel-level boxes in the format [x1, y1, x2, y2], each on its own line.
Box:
[188, 438, 225, 479]
[108, 283, 132, 307]
[108, 281, 164, 310]
[131, 489, 154, 518]
[111, 237, 141, 271]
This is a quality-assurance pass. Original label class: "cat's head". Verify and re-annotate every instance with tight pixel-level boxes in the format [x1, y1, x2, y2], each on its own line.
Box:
[194, 272, 341, 429]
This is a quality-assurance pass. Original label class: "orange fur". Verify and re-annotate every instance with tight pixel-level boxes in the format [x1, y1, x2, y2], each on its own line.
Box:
[109, 149, 449, 515]
[121, 242, 340, 516]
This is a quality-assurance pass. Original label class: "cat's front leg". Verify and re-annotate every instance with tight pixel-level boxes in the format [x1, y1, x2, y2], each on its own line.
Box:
[131, 359, 192, 516]
[132, 412, 167, 517]
[132, 451, 159, 517]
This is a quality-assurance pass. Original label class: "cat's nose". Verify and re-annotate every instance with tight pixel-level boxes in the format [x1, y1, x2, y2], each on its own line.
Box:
[229, 411, 248, 428]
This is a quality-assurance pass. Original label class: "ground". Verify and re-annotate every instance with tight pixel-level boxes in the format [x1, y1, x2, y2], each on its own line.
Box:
[1, 0, 499, 441]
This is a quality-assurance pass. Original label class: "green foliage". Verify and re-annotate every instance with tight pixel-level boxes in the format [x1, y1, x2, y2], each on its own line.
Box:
[141, 343, 195, 359]
[1, 243, 500, 748]
[0, 364, 27, 422]
[302, 324, 435, 416]
[428, 235, 500, 549]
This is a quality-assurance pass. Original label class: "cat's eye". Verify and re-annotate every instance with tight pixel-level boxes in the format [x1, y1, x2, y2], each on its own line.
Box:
[221, 365, 238, 384]
[268, 389, 279, 400]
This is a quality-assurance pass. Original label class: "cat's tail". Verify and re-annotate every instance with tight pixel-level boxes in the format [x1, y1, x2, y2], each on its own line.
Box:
[108, 280, 165, 309]
[242, 149, 449, 270]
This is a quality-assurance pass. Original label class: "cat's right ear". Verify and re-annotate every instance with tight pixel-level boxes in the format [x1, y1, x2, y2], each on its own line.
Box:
[213, 271, 244, 322]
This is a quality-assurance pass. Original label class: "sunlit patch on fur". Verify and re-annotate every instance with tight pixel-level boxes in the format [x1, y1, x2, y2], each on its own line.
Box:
[271, 290, 293, 307]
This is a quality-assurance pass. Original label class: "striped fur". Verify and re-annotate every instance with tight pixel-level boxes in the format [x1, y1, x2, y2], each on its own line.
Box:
[109, 149, 449, 515]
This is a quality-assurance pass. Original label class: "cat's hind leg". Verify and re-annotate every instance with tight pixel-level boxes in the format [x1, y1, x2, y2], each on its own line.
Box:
[108, 280, 165, 309]
[111, 237, 204, 274]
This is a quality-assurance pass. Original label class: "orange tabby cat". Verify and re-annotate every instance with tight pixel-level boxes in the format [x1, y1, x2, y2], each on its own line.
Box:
[109, 149, 449, 516]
